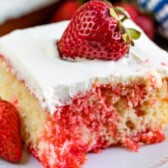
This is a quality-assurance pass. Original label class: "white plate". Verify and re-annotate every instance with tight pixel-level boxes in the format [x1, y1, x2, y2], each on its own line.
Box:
[1, 132, 168, 168]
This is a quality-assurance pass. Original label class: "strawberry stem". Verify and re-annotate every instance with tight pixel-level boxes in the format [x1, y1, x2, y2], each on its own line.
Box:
[109, 6, 141, 46]
[114, 7, 130, 20]
[110, 8, 119, 21]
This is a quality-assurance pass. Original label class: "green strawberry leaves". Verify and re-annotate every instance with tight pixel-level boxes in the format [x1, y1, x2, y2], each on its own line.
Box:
[110, 8, 120, 21]
[109, 6, 141, 46]
[110, 6, 129, 22]
[114, 7, 130, 22]
[126, 28, 141, 40]
[122, 28, 141, 46]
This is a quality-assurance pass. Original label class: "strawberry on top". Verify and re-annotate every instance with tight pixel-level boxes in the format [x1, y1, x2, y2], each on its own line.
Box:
[58, 0, 141, 61]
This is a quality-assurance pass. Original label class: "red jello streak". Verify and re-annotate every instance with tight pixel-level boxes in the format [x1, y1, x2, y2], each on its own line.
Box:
[39, 85, 120, 167]
[28, 146, 40, 161]
[38, 83, 164, 168]
[124, 130, 165, 152]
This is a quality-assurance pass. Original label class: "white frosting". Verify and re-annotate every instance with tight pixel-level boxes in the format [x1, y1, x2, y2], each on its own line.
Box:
[0, 20, 168, 114]
[0, 0, 58, 24]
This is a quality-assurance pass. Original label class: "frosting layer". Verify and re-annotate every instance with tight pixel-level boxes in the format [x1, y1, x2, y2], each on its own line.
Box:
[0, 0, 58, 24]
[0, 21, 167, 114]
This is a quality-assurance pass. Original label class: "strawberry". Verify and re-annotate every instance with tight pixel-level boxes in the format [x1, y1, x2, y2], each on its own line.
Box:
[115, 3, 155, 39]
[0, 100, 22, 163]
[58, 0, 141, 61]
[51, 0, 81, 22]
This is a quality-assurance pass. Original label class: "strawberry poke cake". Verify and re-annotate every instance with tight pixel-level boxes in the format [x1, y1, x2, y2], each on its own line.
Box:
[0, 0, 60, 36]
[0, 1, 168, 168]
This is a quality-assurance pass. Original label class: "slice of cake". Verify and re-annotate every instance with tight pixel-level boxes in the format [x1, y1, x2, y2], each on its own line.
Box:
[0, 2, 168, 168]
[0, 0, 60, 36]
[0, 21, 168, 167]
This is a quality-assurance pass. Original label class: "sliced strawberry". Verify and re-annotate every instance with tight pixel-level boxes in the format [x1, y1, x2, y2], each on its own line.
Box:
[0, 100, 22, 163]
[0, 130, 22, 162]
[58, 0, 141, 61]
[0, 101, 20, 133]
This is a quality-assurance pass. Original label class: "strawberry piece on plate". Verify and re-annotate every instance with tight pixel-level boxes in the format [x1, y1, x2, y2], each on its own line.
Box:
[0, 100, 22, 163]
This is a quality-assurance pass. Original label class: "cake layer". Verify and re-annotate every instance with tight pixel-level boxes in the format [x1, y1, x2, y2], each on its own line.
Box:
[0, 0, 58, 24]
[0, 58, 47, 149]
[0, 21, 168, 115]
[0, 55, 168, 167]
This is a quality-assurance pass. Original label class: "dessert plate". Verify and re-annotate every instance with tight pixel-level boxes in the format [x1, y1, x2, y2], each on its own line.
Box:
[1, 131, 168, 168]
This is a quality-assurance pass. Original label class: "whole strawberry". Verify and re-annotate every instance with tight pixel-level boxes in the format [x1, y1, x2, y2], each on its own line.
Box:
[58, 0, 141, 61]
[0, 100, 22, 163]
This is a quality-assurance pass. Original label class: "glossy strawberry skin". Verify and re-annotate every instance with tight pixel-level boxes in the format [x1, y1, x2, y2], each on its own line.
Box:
[58, 0, 129, 61]
[0, 100, 22, 163]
